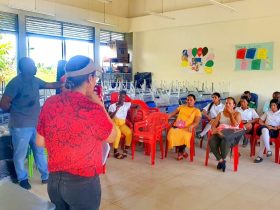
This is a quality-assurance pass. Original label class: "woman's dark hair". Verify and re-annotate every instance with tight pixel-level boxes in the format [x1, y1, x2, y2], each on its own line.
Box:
[240, 95, 250, 104]
[270, 99, 280, 109]
[207, 92, 221, 112]
[212, 92, 221, 98]
[187, 94, 196, 101]
[65, 55, 94, 90]
[226, 97, 237, 106]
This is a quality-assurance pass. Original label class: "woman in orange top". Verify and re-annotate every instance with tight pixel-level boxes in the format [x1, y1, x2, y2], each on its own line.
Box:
[167, 94, 201, 160]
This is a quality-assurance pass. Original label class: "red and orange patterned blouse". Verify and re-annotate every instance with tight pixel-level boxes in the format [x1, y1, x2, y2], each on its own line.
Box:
[37, 91, 113, 177]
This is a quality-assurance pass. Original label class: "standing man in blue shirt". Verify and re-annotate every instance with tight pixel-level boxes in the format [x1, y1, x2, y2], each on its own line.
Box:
[0, 57, 61, 190]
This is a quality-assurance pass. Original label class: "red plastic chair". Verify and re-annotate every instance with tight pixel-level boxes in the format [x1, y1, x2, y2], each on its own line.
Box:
[205, 123, 244, 172]
[127, 100, 159, 125]
[251, 123, 280, 163]
[131, 112, 169, 165]
[131, 99, 160, 113]
[199, 118, 209, 148]
[165, 126, 196, 162]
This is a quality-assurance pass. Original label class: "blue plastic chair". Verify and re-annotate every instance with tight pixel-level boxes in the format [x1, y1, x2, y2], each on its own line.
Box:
[146, 101, 157, 108]
[166, 104, 179, 113]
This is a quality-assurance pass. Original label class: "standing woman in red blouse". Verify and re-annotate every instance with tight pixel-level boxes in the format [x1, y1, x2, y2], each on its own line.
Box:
[36, 55, 117, 210]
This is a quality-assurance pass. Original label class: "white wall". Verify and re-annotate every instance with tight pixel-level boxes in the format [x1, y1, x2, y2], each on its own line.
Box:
[133, 15, 280, 111]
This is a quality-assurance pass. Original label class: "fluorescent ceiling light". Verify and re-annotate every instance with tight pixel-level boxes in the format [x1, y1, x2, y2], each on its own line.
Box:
[95, 0, 112, 3]
[8, 5, 55, 16]
[147, 11, 175, 20]
[209, 0, 237, 12]
[87, 19, 116, 27]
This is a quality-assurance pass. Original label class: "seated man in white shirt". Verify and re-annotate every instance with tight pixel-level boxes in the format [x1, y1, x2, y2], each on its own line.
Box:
[108, 90, 138, 159]
[236, 96, 259, 147]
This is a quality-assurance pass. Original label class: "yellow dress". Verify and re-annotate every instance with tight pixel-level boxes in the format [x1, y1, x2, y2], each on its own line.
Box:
[167, 105, 201, 149]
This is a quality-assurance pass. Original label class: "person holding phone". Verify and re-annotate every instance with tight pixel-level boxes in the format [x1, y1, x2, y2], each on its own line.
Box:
[108, 90, 138, 159]
[36, 55, 117, 210]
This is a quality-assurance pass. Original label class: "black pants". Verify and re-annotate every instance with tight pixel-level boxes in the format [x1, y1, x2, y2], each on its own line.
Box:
[48, 172, 101, 210]
[177, 145, 186, 153]
[209, 134, 230, 161]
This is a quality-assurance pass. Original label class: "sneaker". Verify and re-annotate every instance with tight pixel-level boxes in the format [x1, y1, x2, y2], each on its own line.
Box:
[254, 156, 263, 163]
[19, 179, 31, 190]
[41, 179, 48, 184]
[242, 138, 249, 147]
[267, 151, 272, 157]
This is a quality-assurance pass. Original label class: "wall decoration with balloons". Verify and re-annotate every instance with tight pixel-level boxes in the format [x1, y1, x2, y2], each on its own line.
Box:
[235, 42, 273, 71]
[181, 47, 215, 74]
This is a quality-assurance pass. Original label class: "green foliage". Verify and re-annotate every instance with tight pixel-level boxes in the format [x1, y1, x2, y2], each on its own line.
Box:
[0, 34, 56, 83]
[0, 34, 16, 83]
[36, 63, 56, 82]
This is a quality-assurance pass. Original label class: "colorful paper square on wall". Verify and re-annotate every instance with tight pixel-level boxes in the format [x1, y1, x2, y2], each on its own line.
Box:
[236, 48, 246, 59]
[251, 59, 261, 70]
[257, 48, 267, 59]
[245, 48, 256, 59]
[235, 42, 273, 71]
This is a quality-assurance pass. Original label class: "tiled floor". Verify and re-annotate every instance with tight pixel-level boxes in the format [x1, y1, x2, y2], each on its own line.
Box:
[29, 140, 280, 210]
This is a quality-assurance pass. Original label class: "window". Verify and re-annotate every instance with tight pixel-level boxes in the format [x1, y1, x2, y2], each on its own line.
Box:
[99, 30, 124, 66]
[65, 39, 93, 61]
[25, 16, 95, 81]
[27, 36, 62, 82]
[0, 12, 18, 85]
[100, 30, 124, 45]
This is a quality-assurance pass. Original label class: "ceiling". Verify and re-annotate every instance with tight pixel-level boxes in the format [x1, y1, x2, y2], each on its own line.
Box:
[45, 0, 242, 18]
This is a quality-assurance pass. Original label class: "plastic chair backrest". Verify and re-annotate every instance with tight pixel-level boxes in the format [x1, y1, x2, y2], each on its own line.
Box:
[128, 108, 147, 123]
[131, 99, 149, 110]
[135, 112, 168, 134]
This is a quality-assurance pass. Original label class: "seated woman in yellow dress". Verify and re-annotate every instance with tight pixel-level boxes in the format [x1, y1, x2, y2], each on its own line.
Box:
[167, 94, 201, 160]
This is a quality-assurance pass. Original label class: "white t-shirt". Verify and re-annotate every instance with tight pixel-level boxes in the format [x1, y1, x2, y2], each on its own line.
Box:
[203, 103, 224, 119]
[260, 110, 280, 126]
[236, 107, 259, 121]
[108, 102, 131, 120]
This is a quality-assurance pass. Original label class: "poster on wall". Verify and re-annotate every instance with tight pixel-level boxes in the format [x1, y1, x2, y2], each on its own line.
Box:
[180, 47, 215, 74]
[235, 42, 273, 71]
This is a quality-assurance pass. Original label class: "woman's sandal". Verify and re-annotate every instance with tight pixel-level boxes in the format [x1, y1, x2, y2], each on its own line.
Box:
[114, 152, 124, 159]
[122, 150, 128, 158]
[177, 153, 184, 161]
[182, 152, 188, 159]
